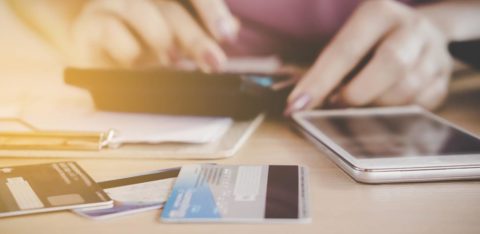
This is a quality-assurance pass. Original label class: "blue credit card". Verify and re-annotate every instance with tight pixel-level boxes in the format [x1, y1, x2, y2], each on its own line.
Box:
[161, 164, 310, 223]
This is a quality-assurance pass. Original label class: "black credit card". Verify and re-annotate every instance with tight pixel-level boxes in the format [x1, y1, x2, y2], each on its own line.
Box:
[0, 162, 112, 217]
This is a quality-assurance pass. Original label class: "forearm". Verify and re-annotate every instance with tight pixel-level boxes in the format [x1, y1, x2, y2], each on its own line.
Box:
[6, 0, 87, 54]
[418, 0, 480, 42]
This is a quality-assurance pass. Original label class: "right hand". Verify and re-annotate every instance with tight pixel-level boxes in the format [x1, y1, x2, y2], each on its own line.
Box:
[286, 0, 453, 113]
[70, 0, 239, 71]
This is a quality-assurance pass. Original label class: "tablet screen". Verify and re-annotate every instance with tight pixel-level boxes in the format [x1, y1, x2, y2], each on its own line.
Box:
[306, 113, 480, 158]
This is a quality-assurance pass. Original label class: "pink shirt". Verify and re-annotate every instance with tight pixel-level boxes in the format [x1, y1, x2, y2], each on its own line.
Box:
[224, 0, 416, 62]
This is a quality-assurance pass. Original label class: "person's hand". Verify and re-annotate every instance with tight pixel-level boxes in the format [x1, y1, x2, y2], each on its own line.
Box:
[285, 0, 453, 114]
[70, 0, 239, 71]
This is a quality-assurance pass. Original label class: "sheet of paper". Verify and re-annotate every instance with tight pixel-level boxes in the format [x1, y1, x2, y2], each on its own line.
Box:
[0, 73, 232, 144]
[19, 96, 233, 144]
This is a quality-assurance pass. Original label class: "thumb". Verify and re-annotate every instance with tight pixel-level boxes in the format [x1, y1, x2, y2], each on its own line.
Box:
[191, 0, 240, 43]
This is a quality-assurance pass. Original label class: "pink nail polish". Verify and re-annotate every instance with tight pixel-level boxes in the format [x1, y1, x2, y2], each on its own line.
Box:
[216, 18, 237, 43]
[203, 51, 222, 72]
[167, 49, 179, 64]
[284, 94, 312, 116]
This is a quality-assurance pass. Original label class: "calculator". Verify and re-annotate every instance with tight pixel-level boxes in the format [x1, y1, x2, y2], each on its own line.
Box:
[64, 68, 295, 119]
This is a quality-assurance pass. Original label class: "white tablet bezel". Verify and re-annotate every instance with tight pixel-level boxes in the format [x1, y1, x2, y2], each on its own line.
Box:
[292, 106, 480, 171]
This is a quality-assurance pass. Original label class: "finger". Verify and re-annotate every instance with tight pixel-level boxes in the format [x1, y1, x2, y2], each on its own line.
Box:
[101, 16, 143, 67]
[414, 47, 452, 110]
[374, 44, 437, 106]
[191, 0, 240, 43]
[87, 0, 173, 66]
[71, 11, 140, 68]
[71, 11, 110, 67]
[414, 75, 450, 110]
[157, 1, 226, 72]
[286, 1, 410, 113]
[373, 73, 424, 107]
[339, 24, 426, 106]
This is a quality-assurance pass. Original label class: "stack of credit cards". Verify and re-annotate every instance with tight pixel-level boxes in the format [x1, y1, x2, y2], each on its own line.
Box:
[1, 162, 309, 224]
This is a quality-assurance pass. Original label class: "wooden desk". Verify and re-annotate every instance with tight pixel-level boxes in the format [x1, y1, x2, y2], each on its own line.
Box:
[0, 72, 479, 234]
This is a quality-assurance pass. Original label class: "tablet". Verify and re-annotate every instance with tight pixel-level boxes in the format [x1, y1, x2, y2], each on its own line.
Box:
[293, 106, 480, 183]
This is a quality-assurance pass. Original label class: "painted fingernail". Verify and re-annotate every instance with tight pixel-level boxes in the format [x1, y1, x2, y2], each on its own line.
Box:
[216, 18, 238, 43]
[202, 49, 226, 73]
[204, 51, 220, 70]
[284, 94, 312, 116]
[167, 49, 180, 64]
[196, 53, 213, 73]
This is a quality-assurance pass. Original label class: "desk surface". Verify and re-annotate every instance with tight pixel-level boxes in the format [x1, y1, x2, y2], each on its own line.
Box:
[0, 71, 479, 234]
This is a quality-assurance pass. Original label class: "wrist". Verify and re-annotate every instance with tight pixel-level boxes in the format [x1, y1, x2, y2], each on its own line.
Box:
[417, 1, 480, 42]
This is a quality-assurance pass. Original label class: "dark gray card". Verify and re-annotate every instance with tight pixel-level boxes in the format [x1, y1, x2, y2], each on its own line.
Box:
[0, 161, 111, 217]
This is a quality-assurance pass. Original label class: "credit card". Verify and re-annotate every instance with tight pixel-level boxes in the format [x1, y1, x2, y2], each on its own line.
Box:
[0, 162, 112, 218]
[74, 167, 179, 220]
[161, 164, 310, 223]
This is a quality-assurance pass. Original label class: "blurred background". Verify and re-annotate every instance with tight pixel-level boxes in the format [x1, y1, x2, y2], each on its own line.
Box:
[0, 1, 75, 122]
[0, 1, 60, 71]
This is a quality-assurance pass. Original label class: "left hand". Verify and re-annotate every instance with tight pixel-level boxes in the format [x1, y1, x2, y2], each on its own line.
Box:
[70, 0, 239, 70]
[285, 0, 453, 115]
